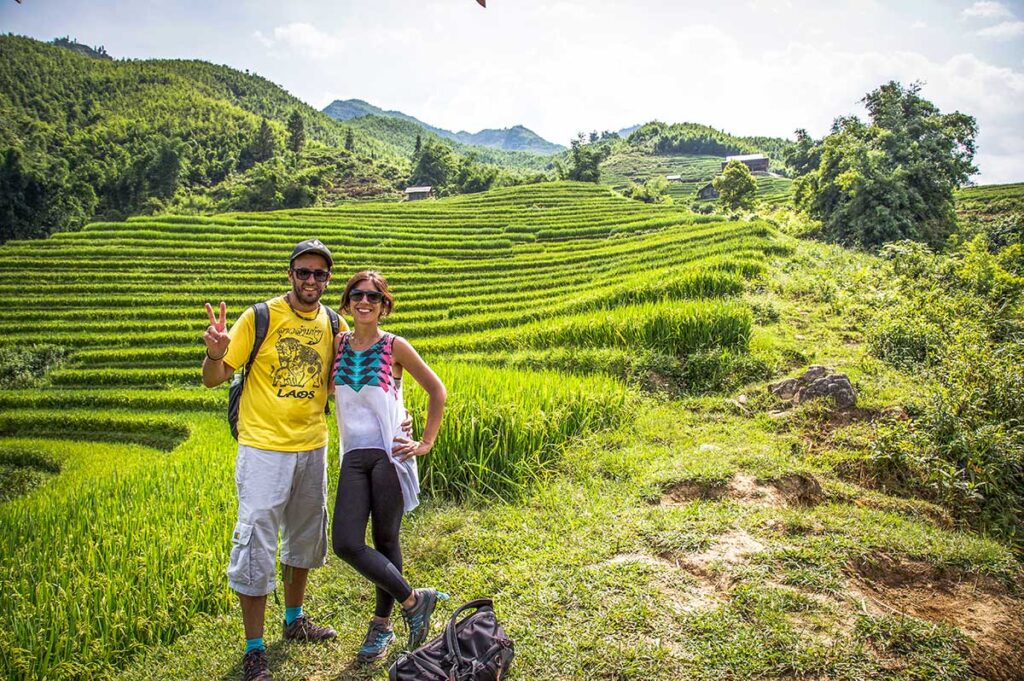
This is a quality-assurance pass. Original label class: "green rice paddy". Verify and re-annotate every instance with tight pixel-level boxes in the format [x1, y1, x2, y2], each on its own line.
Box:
[0, 181, 781, 679]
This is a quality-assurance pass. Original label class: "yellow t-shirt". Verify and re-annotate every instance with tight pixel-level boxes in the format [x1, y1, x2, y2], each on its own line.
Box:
[224, 296, 348, 452]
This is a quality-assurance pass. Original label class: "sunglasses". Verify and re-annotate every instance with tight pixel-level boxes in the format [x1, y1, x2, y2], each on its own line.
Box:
[292, 268, 330, 282]
[349, 289, 384, 304]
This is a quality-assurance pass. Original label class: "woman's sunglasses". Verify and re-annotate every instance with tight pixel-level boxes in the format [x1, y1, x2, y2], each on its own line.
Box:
[349, 289, 384, 304]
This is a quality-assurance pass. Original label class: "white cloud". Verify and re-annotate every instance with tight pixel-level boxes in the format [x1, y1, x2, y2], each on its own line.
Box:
[911, 20, 928, 30]
[976, 20, 1024, 39]
[252, 30, 273, 48]
[256, 22, 343, 60]
[961, 1, 1012, 19]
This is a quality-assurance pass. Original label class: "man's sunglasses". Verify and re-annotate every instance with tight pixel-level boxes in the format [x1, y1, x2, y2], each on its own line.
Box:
[292, 268, 331, 282]
[349, 289, 384, 304]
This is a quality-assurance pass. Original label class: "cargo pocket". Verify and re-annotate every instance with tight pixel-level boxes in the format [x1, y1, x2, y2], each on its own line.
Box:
[226, 521, 254, 587]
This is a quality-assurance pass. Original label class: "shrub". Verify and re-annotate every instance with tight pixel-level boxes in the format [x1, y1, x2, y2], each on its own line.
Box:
[0, 346, 70, 388]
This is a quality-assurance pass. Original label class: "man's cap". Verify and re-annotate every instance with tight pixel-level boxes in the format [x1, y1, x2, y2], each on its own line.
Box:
[290, 239, 333, 268]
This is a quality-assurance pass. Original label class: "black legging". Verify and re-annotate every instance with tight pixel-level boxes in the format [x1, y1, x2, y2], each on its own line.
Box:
[332, 447, 413, 618]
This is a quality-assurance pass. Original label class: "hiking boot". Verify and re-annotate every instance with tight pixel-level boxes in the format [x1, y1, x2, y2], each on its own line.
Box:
[241, 647, 272, 681]
[357, 619, 395, 662]
[401, 588, 449, 650]
[281, 613, 337, 642]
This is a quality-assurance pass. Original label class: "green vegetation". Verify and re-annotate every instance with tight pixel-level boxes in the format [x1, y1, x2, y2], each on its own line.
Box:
[865, 234, 1023, 547]
[625, 121, 792, 162]
[0, 181, 781, 679]
[713, 160, 757, 210]
[792, 81, 978, 250]
[0, 35, 553, 244]
[1, 179, 1021, 679]
[601, 153, 794, 207]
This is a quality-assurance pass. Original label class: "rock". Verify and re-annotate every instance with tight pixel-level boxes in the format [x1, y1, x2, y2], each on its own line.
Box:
[768, 377, 801, 400]
[769, 366, 857, 409]
[797, 373, 857, 409]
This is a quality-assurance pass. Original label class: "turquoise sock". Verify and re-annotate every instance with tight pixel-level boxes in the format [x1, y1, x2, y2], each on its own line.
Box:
[245, 637, 265, 654]
[285, 605, 303, 625]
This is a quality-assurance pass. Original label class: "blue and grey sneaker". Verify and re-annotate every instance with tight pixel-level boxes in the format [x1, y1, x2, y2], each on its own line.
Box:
[357, 619, 395, 662]
[401, 588, 449, 649]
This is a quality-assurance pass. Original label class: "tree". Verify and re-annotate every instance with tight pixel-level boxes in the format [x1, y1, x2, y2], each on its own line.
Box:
[796, 81, 977, 249]
[238, 118, 277, 171]
[455, 154, 498, 194]
[409, 139, 456, 193]
[286, 111, 305, 153]
[344, 128, 354, 152]
[562, 133, 610, 183]
[713, 160, 757, 210]
[783, 128, 820, 177]
[146, 141, 182, 199]
[414, 134, 422, 156]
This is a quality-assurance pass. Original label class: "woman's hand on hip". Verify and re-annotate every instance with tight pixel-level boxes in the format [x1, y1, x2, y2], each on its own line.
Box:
[392, 437, 432, 462]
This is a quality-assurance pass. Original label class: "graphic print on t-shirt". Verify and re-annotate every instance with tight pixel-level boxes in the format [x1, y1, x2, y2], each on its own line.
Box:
[271, 326, 325, 392]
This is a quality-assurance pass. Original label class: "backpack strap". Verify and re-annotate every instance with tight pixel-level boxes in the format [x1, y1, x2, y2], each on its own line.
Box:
[325, 306, 340, 337]
[324, 307, 341, 416]
[444, 599, 495, 664]
[244, 302, 270, 377]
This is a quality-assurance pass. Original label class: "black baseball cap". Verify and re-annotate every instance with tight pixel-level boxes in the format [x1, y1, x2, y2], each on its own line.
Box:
[290, 239, 333, 268]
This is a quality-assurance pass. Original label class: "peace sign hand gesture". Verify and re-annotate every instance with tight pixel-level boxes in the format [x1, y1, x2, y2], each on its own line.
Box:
[203, 301, 230, 360]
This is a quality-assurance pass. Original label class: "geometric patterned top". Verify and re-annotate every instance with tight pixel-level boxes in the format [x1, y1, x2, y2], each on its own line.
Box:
[332, 332, 395, 394]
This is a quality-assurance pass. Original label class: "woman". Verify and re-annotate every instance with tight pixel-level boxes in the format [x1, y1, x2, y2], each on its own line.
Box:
[329, 270, 448, 662]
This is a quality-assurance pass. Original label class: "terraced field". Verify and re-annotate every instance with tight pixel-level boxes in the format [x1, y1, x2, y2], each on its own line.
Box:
[601, 152, 794, 205]
[0, 181, 781, 679]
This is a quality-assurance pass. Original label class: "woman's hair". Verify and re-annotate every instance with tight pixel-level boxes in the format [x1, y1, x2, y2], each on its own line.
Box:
[340, 270, 395, 318]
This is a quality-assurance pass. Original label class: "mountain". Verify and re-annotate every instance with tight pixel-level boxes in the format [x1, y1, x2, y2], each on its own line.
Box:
[0, 35, 417, 242]
[323, 98, 565, 155]
[0, 36, 553, 243]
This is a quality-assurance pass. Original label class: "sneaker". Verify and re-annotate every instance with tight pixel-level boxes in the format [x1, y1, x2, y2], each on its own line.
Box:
[357, 619, 395, 662]
[241, 648, 272, 681]
[282, 613, 337, 642]
[401, 588, 449, 650]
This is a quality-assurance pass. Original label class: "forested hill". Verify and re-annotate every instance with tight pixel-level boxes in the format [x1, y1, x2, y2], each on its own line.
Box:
[625, 121, 793, 162]
[323, 97, 565, 155]
[0, 35, 414, 241]
[0, 35, 550, 244]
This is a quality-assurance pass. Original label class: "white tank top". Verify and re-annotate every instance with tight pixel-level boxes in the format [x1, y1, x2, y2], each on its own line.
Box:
[332, 332, 420, 513]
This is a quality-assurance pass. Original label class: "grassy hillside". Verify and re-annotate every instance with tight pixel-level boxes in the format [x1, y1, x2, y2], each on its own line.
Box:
[0, 35, 551, 243]
[1, 182, 1021, 680]
[602, 151, 794, 205]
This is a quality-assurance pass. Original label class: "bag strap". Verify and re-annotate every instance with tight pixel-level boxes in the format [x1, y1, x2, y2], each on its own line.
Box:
[444, 599, 494, 665]
[243, 302, 270, 378]
[325, 306, 340, 337]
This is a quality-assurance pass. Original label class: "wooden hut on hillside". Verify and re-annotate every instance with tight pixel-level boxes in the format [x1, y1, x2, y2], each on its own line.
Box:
[404, 186, 433, 201]
[697, 183, 719, 200]
[723, 154, 769, 174]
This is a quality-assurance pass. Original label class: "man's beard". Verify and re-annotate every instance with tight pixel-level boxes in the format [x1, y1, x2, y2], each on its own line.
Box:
[292, 282, 323, 306]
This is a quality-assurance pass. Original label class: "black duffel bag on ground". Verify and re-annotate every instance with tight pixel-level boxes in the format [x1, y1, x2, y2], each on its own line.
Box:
[389, 598, 514, 680]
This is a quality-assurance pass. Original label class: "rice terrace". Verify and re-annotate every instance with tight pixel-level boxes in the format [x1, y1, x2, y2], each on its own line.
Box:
[2, 4, 1024, 681]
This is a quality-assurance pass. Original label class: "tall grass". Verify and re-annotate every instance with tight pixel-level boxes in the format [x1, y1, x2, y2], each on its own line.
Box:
[407, 362, 631, 501]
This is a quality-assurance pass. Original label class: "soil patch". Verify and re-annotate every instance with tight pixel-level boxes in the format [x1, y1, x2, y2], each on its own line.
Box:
[603, 552, 723, 613]
[660, 479, 727, 504]
[660, 472, 823, 507]
[666, 529, 767, 584]
[848, 553, 1024, 681]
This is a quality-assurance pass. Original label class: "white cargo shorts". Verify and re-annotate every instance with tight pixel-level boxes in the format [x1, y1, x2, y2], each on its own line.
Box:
[227, 444, 329, 597]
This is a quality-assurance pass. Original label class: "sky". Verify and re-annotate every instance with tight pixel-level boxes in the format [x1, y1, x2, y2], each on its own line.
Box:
[3, 0, 1024, 183]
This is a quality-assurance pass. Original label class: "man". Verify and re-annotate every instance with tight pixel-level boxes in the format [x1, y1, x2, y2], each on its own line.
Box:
[202, 239, 343, 681]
